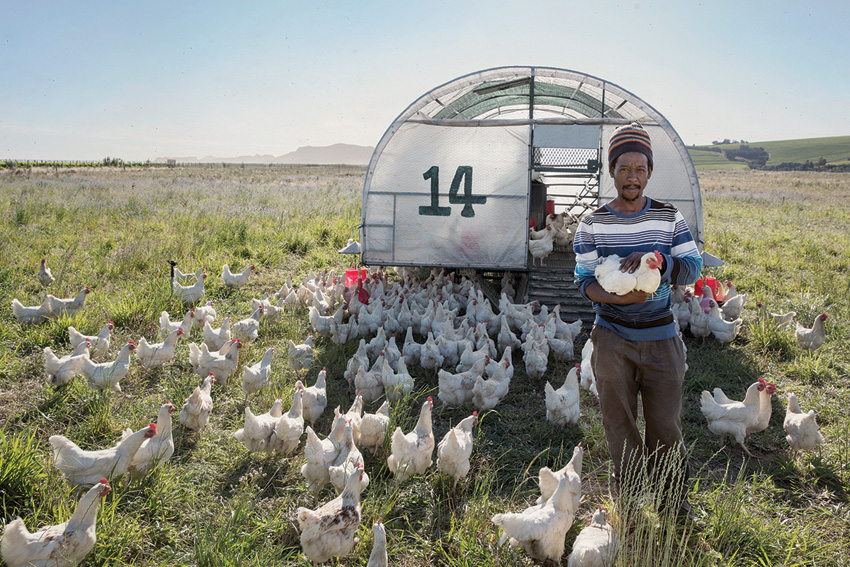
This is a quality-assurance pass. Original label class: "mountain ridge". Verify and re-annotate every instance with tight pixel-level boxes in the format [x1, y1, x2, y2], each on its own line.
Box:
[153, 143, 374, 165]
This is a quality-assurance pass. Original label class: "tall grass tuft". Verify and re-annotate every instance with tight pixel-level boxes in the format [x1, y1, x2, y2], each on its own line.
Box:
[0, 424, 48, 520]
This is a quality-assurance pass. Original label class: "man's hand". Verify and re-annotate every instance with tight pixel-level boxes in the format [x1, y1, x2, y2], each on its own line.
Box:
[618, 252, 648, 274]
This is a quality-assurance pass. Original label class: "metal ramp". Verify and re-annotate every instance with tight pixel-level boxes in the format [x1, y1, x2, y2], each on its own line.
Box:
[523, 250, 596, 327]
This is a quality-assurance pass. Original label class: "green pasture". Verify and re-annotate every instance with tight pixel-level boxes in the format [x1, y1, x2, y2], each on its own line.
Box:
[1, 166, 848, 566]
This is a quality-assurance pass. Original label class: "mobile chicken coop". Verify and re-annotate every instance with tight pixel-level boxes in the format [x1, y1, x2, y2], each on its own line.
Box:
[359, 66, 703, 317]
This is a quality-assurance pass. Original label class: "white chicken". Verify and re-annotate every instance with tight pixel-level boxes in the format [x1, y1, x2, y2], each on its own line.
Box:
[232, 305, 262, 343]
[387, 397, 435, 482]
[783, 391, 825, 454]
[491, 468, 577, 564]
[269, 387, 305, 456]
[296, 465, 364, 565]
[1, 479, 111, 567]
[795, 313, 828, 352]
[335, 394, 364, 447]
[79, 341, 135, 393]
[328, 422, 369, 494]
[720, 281, 747, 321]
[344, 339, 369, 387]
[594, 251, 662, 296]
[11, 297, 51, 324]
[381, 356, 414, 404]
[43, 340, 91, 387]
[49, 424, 156, 487]
[288, 335, 314, 372]
[700, 381, 765, 455]
[354, 362, 384, 404]
[537, 443, 583, 511]
[241, 346, 275, 398]
[299, 367, 328, 427]
[757, 301, 796, 329]
[706, 300, 743, 344]
[359, 399, 391, 456]
[173, 264, 205, 285]
[193, 299, 217, 328]
[528, 224, 555, 266]
[567, 506, 619, 567]
[173, 272, 206, 304]
[579, 340, 597, 398]
[222, 263, 256, 288]
[123, 401, 175, 480]
[136, 327, 183, 368]
[194, 340, 241, 384]
[45, 287, 90, 318]
[366, 518, 388, 567]
[234, 399, 283, 453]
[68, 322, 113, 359]
[436, 411, 478, 490]
[301, 414, 347, 495]
[179, 374, 215, 432]
[472, 360, 510, 411]
[202, 316, 232, 351]
[419, 330, 445, 373]
[545, 364, 581, 426]
[159, 309, 194, 339]
[438, 357, 487, 407]
[37, 257, 55, 287]
[522, 339, 549, 380]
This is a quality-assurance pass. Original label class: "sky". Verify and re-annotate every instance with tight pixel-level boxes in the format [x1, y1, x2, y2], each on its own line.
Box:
[2, 0, 848, 161]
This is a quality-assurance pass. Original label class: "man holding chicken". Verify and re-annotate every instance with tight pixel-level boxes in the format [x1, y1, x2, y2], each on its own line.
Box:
[573, 122, 703, 519]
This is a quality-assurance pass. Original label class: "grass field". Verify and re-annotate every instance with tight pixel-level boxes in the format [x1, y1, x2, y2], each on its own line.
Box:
[1, 165, 849, 566]
[692, 135, 850, 168]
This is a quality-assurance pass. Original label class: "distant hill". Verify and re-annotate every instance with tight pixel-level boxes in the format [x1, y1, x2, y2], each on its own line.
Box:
[154, 143, 374, 165]
[689, 135, 850, 170]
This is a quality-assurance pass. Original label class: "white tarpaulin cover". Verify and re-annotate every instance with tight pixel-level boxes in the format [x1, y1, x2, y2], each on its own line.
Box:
[361, 66, 703, 269]
[365, 123, 529, 268]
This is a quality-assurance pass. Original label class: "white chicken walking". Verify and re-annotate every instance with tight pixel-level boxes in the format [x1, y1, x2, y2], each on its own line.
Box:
[68, 322, 113, 359]
[43, 340, 91, 387]
[241, 346, 275, 399]
[136, 327, 183, 368]
[784, 391, 825, 454]
[492, 469, 577, 564]
[49, 424, 156, 487]
[179, 374, 215, 432]
[1, 479, 111, 567]
[233, 399, 283, 453]
[436, 411, 478, 490]
[567, 506, 619, 567]
[173, 272, 206, 304]
[37, 257, 54, 287]
[545, 363, 581, 426]
[222, 263, 256, 288]
[795, 312, 828, 352]
[387, 397, 435, 482]
[269, 387, 305, 456]
[123, 401, 175, 480]
[359, 399, 391, 456]
[296, 465, 364, 565]
[79, 341, 135, 393]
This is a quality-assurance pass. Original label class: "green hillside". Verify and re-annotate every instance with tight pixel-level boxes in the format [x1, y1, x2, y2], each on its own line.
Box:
[688, 135, 850, 170]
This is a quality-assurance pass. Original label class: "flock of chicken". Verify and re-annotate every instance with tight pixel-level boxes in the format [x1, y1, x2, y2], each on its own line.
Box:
[4, 253, 829, 566]
[527, 211, 580, 265]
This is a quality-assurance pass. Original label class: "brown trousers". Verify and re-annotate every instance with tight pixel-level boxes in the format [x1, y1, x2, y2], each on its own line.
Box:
[590, 324, 688, 502]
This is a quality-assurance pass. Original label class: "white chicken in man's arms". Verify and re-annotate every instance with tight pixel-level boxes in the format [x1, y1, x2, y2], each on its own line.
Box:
[594, 250, 663, 297]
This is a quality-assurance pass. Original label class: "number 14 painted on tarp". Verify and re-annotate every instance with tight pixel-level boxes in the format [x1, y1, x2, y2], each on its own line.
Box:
[419, 165, 487, 217]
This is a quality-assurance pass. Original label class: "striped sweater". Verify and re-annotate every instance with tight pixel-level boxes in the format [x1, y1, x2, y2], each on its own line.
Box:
[573, 197, 703, 341]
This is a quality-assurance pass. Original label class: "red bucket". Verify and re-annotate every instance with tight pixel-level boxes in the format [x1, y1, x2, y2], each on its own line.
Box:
[546, 199, 555, 215]
[345, 268, 368, 287]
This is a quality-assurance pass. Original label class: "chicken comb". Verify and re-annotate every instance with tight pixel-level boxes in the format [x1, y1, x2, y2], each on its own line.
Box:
[100, 478, 109, 485]
[148, 423, 157, 431]
[376, 517, 382, 524]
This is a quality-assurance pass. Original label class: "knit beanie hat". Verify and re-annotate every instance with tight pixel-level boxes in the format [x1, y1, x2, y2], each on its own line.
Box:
[608, 122, 653, 169]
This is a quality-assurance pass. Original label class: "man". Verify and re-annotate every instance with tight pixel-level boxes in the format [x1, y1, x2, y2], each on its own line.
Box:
[573, 122, 702, 517]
